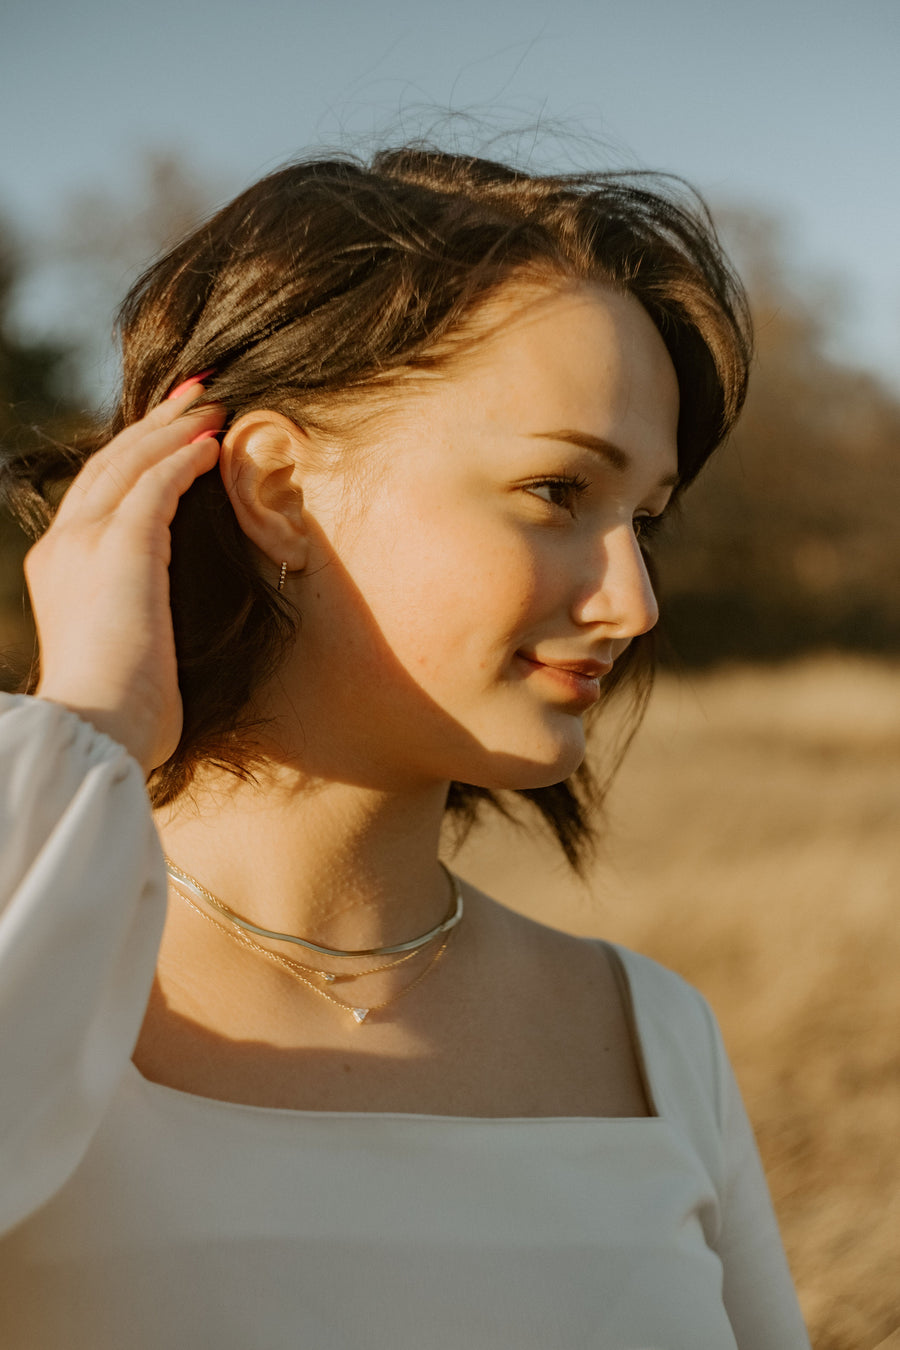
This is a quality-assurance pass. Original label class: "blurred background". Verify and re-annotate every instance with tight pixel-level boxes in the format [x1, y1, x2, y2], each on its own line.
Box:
[2, 1, 898, 1344]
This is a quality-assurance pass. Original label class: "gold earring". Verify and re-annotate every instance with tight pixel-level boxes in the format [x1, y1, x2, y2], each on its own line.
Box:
[277, 561, 288, 593]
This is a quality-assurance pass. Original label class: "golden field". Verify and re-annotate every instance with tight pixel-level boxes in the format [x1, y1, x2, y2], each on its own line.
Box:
[452, 656, 900, 1350]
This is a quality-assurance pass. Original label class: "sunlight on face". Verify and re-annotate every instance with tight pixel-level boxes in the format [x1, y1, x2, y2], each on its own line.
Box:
[279, 281, 680, 793]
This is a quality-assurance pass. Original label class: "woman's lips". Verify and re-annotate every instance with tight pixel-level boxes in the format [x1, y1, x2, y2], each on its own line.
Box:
[515, 653, 613, 706]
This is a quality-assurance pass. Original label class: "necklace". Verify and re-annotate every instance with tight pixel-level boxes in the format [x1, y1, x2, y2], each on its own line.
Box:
[167, 876, 427, 982]
[173, 884, 454, 1024]
[163, 857, 463, 958]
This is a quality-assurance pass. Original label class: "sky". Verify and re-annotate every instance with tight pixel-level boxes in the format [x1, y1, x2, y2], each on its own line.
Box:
[3, 0, 899, 393]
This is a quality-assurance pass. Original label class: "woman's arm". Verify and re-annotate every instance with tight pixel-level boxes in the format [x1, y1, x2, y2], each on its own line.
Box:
[712, 1022, 811, 1349]
[612, 944, 811, 1350]
[0, 695, 167, 1233]
[0, 383, 226, 1232]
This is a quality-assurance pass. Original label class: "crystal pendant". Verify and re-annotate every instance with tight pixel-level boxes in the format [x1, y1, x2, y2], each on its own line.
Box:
[351, 1007, 370, 1024]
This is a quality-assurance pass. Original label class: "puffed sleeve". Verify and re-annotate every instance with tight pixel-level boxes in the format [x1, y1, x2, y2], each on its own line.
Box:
[714, 1041, 812, 1349]
[0, 693, 167, 1234]
[612, 943, 811, 1350]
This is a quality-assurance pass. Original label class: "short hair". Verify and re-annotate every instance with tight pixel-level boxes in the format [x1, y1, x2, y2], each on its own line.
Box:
[4, 147, 751, 867]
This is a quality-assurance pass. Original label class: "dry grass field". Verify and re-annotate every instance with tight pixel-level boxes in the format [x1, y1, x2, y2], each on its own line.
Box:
[452, 656, 900, 1350]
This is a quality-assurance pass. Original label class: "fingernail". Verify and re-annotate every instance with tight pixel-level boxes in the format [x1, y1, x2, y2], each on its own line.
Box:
[167, 370, 215, 401]
[189, 430, 220, 444]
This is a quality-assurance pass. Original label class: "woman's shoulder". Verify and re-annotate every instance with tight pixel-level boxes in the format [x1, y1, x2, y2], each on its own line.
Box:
[602, 940, 719, 1027]
[600, 941, 732, 1158]
[474, 891, 727, 1100]
[464, 887, 727, 1107]
[468, 885, 715, 1021]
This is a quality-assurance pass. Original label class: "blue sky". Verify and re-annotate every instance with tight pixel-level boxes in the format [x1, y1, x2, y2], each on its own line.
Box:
[3, 0, 899, 392]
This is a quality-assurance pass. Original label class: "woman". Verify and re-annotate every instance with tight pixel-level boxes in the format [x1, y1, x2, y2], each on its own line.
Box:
[0, 148, 810, 1347]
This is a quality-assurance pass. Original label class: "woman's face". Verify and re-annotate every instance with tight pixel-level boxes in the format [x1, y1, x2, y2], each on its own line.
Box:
[273, 281, 680, 793]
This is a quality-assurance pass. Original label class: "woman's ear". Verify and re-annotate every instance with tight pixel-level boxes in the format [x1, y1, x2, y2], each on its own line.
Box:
[219, 411, 314, 576]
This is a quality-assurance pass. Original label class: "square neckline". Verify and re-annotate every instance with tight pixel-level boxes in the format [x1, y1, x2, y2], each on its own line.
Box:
[129, 940, 662, 1124]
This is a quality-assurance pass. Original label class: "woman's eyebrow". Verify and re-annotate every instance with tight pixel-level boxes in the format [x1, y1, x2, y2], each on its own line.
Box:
[530, 429, 680, 489]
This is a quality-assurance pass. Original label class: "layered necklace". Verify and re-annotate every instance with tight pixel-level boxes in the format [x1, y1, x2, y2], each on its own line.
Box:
[164, 857, 463, 1025]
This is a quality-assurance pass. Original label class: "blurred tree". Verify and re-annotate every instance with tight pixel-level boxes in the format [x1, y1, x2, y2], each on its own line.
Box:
[0, 219, 81, 451]
[2, 160, 899, 675]
[60, 149, 218, 277]
[654, 210, 900, 663]
[0, 216, 85, 688]
[0, 152, 220, 689]
[43, 150, 223, 398]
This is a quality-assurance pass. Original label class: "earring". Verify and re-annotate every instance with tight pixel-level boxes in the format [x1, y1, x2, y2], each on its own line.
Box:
[277, 561, 288, 593]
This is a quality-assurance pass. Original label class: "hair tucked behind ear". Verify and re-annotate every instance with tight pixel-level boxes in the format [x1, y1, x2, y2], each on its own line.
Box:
[1, 145, 751, 871]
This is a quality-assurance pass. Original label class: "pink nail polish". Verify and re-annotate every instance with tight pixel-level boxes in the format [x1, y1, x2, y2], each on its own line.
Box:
[167, 370, 215, 401]
[189, 430, 219, 444]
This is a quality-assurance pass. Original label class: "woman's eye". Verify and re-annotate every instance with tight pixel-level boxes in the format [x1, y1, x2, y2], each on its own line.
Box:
[526, 475, 589, 515]
[633, 513, 665, 542]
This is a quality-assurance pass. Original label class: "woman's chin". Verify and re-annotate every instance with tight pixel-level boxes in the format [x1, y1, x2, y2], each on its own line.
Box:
[510, 756, 586, 790]
[462, 730, 588, 792]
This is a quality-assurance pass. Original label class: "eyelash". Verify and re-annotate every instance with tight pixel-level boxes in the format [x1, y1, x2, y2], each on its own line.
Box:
[525, 475, 668, 541]
[633, 513, 666, 543]
[524, 474, 590, 514]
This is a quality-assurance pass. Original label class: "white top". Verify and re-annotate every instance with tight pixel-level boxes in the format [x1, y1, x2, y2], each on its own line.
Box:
[0, 693, 810, 1349]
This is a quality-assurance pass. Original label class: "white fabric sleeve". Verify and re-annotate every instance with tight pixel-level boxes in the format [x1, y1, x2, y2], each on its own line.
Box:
[0, 693, 167, 1235]
[706, 1006, 812, 1349]
[612, 944, 811, 1350]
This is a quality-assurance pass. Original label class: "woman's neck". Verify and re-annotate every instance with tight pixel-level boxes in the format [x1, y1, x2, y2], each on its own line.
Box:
[153, 766, 454, 954]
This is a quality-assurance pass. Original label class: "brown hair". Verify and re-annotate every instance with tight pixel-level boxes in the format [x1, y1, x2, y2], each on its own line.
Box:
[3, 147, 752, 867]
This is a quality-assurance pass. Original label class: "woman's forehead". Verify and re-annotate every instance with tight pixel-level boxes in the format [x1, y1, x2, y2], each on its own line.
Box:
[412, 282, 678, 435]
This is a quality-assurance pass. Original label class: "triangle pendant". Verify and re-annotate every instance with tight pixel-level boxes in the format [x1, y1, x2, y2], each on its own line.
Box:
[351, 1007, 370, 1024]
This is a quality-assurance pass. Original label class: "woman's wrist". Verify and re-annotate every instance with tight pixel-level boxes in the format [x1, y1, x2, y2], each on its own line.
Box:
[31, 687, 160, 776]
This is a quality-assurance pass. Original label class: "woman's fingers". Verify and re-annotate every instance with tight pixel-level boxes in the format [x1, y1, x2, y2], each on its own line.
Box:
[115, 434, 223, 538]
[61, 385, 202, 493]
[25, 379, 230, 772]
[56, 387, 225, 526]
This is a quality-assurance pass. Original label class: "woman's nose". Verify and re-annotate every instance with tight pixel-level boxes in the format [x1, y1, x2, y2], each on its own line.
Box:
[571, 525, 660, 638]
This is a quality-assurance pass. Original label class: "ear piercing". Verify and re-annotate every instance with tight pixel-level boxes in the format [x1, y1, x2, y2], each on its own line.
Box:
[277, 561, 288, 593]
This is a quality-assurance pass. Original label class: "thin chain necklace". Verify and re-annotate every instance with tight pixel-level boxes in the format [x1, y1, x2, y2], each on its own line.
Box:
[164, 856, 463, 958]
[173, 883, 454, 1024]
[168, 877, 427, 981]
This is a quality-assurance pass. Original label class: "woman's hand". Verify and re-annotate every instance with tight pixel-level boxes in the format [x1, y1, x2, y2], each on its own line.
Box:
[25, 383, 226, 776]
